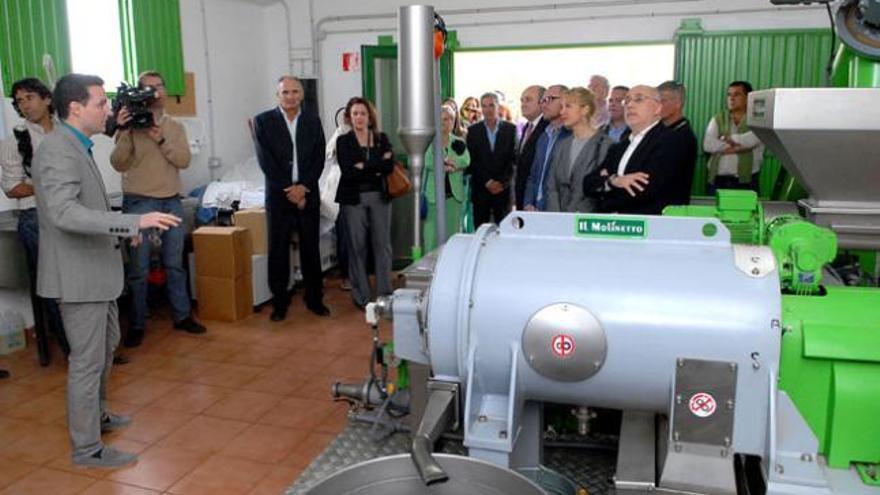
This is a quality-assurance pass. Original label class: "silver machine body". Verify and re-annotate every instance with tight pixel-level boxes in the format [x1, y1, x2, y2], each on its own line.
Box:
[394, 213, 784, 494]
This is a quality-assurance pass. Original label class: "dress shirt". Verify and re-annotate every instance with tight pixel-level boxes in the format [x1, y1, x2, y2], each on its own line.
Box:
[281, 107, 300, 183]
[617, 120, 661, 176]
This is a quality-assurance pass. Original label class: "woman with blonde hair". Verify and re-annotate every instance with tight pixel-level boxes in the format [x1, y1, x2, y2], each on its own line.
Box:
[460, 96, 481, 126]
[545, 87, 613, 212]
[422, 104, 470, 251]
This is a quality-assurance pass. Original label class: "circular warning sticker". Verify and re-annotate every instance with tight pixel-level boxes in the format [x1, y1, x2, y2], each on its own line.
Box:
[551, 334, 575, 358]
[689, 392, 717, 418]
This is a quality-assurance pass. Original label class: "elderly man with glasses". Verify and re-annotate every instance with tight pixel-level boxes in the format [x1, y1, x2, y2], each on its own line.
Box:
[584, 85, 678, 214]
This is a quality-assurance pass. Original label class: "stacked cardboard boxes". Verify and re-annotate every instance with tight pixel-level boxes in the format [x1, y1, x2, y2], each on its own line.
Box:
[192, 226, 253, 321]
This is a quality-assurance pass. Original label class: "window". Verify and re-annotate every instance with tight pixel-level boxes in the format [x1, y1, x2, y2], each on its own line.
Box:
[453, 44, 675, 120]
[66, 0, 125, 91]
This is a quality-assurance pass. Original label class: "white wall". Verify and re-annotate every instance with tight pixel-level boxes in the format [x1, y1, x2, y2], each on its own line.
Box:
[287, 0, 829, 136]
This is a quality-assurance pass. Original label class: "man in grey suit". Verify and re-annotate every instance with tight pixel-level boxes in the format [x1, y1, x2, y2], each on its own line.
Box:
[32, 74, 181, 468]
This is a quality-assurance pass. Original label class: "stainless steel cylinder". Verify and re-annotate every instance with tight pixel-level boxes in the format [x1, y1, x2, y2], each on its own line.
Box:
[398, 5, 436, 254]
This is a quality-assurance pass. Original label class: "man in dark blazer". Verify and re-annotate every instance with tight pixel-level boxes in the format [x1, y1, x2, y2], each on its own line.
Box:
[584, 85, 678, 215]
[514, 85, 548, 210]
[253, 76, 328, 321]
[467, 92, 517, 227]
[33, 74, 180, 467]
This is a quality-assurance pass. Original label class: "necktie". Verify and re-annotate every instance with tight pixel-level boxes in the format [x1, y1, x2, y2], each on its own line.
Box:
[520, 122, 533, 152]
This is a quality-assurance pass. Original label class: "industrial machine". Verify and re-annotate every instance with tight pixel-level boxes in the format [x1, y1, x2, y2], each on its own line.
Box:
[307, 1, 880, 494]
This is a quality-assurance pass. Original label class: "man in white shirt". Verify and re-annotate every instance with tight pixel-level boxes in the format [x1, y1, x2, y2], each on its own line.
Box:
[0, 77, 67, 365]
[703, 81, 764, 194]
[584, 85, 678, 214]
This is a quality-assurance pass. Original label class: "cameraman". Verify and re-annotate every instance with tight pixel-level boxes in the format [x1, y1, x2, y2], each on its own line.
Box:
[110, 71, 205, 346]
[1, 77, 68, 366]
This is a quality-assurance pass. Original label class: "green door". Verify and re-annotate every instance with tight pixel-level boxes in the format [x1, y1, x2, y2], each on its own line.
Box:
[361, 41, 454, 266]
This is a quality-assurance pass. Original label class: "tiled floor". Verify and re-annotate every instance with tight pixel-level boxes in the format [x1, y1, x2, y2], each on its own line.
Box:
[0, 276, 389, 495]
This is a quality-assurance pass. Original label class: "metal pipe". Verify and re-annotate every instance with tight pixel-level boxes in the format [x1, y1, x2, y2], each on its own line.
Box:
[198, 0, 219, 181]
[432, 54, 447, 246]
[398, 5, 436, 261]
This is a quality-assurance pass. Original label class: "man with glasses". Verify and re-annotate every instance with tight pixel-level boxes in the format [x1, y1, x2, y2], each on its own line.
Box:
[110, 71, 206, 347]
[514, 85, 547, 210]
[584, 85, 677, 214]
[523, 84, 570, 211]
[658, 80, 697, 206]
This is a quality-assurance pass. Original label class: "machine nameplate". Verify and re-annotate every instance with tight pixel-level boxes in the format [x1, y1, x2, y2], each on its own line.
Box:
[575, 216, 647, 239]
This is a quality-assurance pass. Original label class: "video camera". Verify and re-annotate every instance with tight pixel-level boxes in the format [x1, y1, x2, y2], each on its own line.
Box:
[106, 82, 157, 133]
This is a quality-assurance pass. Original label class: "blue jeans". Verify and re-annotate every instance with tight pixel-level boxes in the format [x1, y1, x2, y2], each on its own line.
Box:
[17, 208, 67, 350]
[122, 195, 191, 329]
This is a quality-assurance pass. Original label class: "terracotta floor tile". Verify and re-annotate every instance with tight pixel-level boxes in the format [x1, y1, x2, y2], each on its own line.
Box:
[220, 424, 309, 464]
[322, 354, 375, 378]
[0, 422, 70, 465]
[269, 348, 336, 375]
[0, 383, 33, 410]
[240, 367, 312, 396]
[202, 390, 282, 422]
[257, 397, 335, 430]
[0, 467, 95, 495]
[0, 417, 33, 447]
[281, 432, 336, 469]
[186, 341, 241, 363]
[158, 416, 250, 454]
[144, 358, 219, 383]
[77, 479, 161, 495]
[0, 458, 40, 489]
[111, 377, 185, 406]
[9, 366, 68, 395]
[313, 402, 352, 434]
[111, 354, 169, 377]
[106, 445, 208, 492]
[6, 389, 67, 424]
[167, 455, 272, 495]
[150, 383, 230, 414]
[115, 406, 195, 444]
[246, 464, 304, 495]
[225, 344, 291, 368]
[106, 370, 140, 392]
[141, 334, 205, 358]
[190, 363, 264, 389]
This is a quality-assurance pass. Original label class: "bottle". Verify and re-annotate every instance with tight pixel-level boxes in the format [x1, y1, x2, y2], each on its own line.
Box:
[0, 309, 26, 354]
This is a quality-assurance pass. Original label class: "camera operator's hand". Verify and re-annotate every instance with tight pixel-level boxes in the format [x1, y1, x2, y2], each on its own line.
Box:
[147, 125, 164, 144]
[116, 107, 132, 128]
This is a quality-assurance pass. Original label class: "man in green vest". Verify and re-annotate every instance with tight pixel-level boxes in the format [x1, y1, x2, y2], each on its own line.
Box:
[703, 81, 764, 195]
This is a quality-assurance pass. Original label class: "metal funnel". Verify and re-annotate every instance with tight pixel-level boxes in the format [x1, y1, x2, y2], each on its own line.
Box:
[748, 88, 880, 248]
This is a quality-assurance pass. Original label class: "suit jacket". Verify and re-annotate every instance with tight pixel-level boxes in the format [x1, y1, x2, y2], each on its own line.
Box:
[466, 120, 517, 194]
[665, 117, 698, 206]
[545, 132, 612, 213]
[32, 125, 140, 302]
[514, 117, 548, 209]
[335, 129, 394, 205]
[424, 133, 469, 204]
[585, 122, 678, 215]
[253, 107, 326, 210]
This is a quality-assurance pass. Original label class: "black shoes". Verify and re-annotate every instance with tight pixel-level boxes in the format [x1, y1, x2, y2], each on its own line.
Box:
[307, 303, 331, 317]
[270, 305, 288, 322]
[174, 317, 207, 334]
[0, 369, 9, 379]
[123, 328, 144, 348]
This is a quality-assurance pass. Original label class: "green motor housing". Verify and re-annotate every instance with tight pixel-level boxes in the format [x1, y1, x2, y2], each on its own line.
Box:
[766, 215, 838, 295]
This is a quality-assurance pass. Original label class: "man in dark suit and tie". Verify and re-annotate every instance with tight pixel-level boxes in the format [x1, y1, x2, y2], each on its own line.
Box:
[514, 85, 547, 210]
[584, 85, 678, 215]
[466, 92, 517, 227]
[33, 73, 181, 467]
[253, 76, 329, 321]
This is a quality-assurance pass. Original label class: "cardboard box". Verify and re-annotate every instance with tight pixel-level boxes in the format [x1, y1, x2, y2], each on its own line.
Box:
[196, 274, 253, 322]
[189, 253, 272, 306]
[233, 208, 268, 255]
[192, 227, 252, 278]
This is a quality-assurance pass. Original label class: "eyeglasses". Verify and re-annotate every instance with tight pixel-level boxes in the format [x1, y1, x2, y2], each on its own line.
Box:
[540, 95, 561, 104]
[623, 95, 659, 105]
